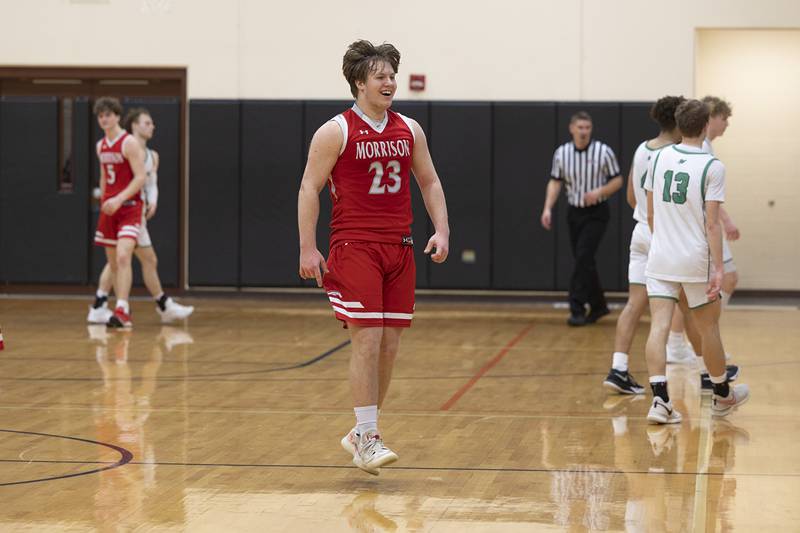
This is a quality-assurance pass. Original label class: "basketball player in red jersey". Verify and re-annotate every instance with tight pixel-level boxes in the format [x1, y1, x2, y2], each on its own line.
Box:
[93, 97, 147, 328]
[298, 40, 450, 475]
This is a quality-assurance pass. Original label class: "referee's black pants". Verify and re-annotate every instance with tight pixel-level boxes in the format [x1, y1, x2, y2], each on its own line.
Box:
[567, 202, 609, 317]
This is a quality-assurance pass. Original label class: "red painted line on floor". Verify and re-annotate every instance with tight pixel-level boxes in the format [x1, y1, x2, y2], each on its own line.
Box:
[439, 323, 535, 411]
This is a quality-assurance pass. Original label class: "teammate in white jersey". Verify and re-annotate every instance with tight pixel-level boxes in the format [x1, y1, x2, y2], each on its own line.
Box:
[602, 96, 684, 395]
[643, 99, 749, 424]
[667, 96, 738, 366]
[88, 108, 194, 324]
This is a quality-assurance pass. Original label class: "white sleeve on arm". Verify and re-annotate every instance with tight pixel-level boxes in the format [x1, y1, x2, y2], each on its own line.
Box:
[550, 147, 563, 180]
[145, 171, 159, 205]
[704, 159, 725, 202]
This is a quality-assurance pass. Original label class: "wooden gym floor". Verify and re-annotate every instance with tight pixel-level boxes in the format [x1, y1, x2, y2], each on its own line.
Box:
[0, 295, 798, 532]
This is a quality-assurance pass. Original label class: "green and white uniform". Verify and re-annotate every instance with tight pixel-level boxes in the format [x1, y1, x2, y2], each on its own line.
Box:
[644, 143, 726, 308]
[703, 138, 736, 272]
[137, 148, 158, 248]
[627, 140, 671, 285]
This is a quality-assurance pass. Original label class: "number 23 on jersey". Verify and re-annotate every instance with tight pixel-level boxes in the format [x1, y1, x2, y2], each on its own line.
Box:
[368, 160, 402, 195]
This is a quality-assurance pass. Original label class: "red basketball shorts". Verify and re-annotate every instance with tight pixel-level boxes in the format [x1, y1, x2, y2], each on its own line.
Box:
[323, 242, 416, 328]
[94, 204, 143, 247]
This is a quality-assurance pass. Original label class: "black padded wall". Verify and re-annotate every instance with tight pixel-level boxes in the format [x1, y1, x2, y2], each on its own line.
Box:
[390, 101, 431, 288]
[428, 102, 492, 288]
[188, 101, 240, 285]
[620, 103, 658, 288]
[240, 101, 304, 286]
[301, 101, 350, 287]
[492, 103, 557, 289]
[0, 97, 90, 283]
[554, 103, 623, 292]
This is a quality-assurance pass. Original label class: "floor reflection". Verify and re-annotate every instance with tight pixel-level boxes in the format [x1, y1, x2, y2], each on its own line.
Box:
[89, 325, 193, 532]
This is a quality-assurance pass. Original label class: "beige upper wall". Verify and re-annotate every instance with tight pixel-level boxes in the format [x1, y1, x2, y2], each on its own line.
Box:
[2, 0, 798, 100]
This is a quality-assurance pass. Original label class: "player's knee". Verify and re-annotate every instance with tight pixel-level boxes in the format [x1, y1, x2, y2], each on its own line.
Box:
[116, 249, 133, 267]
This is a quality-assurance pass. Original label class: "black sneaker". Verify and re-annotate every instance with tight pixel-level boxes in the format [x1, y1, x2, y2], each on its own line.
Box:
[587, 306, 611, 324]
[567, 314, 588, 327]
[603, 369, 645, 395]
[700, 364, 739, 392]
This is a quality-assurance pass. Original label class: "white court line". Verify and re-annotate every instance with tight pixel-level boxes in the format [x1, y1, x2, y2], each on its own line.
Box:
[691, 395, 712, 532]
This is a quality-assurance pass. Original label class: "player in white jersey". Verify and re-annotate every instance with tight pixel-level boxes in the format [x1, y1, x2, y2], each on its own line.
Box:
[602, 96, 684, 395]
[667, 96, 738, 366]
[87, 108, 194, 324]
[642, 100, 749, 424]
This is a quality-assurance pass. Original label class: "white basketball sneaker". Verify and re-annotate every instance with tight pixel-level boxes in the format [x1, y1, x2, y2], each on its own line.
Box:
[351, 430, 398, 475]
[712, 383, 750, 417]
[87, 303, 113, 324]
[647, 397, 683, 425]
[341, 427, 358, 456]
[157, 298, 194, 323]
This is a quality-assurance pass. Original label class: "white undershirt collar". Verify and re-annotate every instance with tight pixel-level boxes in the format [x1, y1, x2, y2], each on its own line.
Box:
[352, 103, 389, 133]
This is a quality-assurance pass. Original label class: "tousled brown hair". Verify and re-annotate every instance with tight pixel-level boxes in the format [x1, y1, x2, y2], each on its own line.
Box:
[93, 96, 122, 116]
[124, 107, 151, 131]
[702, 95, 732, 118]
[342, 40, 401, 98]
[675, 99, 710, 138]
[570, 111, 592, 124]
[650, 95, 685, 131]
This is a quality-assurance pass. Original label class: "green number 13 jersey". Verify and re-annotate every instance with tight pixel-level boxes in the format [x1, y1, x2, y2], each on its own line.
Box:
[644, 144, 726, 283]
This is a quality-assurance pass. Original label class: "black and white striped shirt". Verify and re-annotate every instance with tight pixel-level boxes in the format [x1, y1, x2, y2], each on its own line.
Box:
[550, 140, 620, 207]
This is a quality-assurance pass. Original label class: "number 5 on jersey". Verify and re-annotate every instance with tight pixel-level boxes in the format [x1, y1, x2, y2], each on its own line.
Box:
[368, 160, 401, 195]
[106, 164, 117, 185]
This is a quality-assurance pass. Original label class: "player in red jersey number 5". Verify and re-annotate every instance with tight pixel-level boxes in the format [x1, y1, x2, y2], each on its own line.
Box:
[298, 40, 450, 475]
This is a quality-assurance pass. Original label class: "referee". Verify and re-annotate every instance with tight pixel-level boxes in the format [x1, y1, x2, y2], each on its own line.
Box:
[540, 111, 623, 326]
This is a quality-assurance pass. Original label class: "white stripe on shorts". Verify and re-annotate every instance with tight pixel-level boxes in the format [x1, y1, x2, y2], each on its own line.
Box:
[328, 297, 364, 309]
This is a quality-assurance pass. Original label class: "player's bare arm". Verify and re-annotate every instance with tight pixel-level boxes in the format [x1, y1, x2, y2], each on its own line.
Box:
[409, 120, 449, 263]
[96, 141, 106, 199]
[102, 137, 146, 215]
[646, 190, 654, 233]
[705, 200, 724, 298]
[719, 205, 739, 241]
[625, 166, 635, 209]
[541, 179, 562, 230]
[146, 150, 160, 220]
[298, 121, 341, 286]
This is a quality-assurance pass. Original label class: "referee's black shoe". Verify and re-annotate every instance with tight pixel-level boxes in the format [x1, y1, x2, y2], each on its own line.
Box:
[603, 369, 646, 395]
[567, 313, 588, 327]
[587, 306, 611, 324]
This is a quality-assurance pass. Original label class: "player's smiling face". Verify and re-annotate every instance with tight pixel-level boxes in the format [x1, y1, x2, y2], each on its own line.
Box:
[359, 61, 397, 110]
[97, 111, 119, 132]
[134, 114, 155, 140]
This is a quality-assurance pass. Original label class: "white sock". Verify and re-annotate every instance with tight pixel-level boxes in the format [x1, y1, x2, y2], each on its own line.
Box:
[96, 289, 108, 299]
[695, 355, 707, 373]
[720, 290, 731, 308]
[612, 352, 628, 372]
[354, 405, 378, 435]
[116, 300, 130, 314]
[668, 332, 685, 347]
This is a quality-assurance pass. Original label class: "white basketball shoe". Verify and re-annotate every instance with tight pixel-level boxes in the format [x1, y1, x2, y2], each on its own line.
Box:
[87, 302, 113, 324]
[647, 397, 683, 425]
[347, 429, 398, 475]
[712, 383, 750, 417]
[157, 298, 194, 323]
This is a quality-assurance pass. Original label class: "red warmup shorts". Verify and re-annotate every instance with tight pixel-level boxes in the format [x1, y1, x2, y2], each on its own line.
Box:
[323, 242, 416, 328]
[94, 203, 143, 247]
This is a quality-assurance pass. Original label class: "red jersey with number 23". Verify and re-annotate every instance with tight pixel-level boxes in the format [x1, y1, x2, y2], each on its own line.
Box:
[98, 132, 141, 206]
[328, 105, 415, 248]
